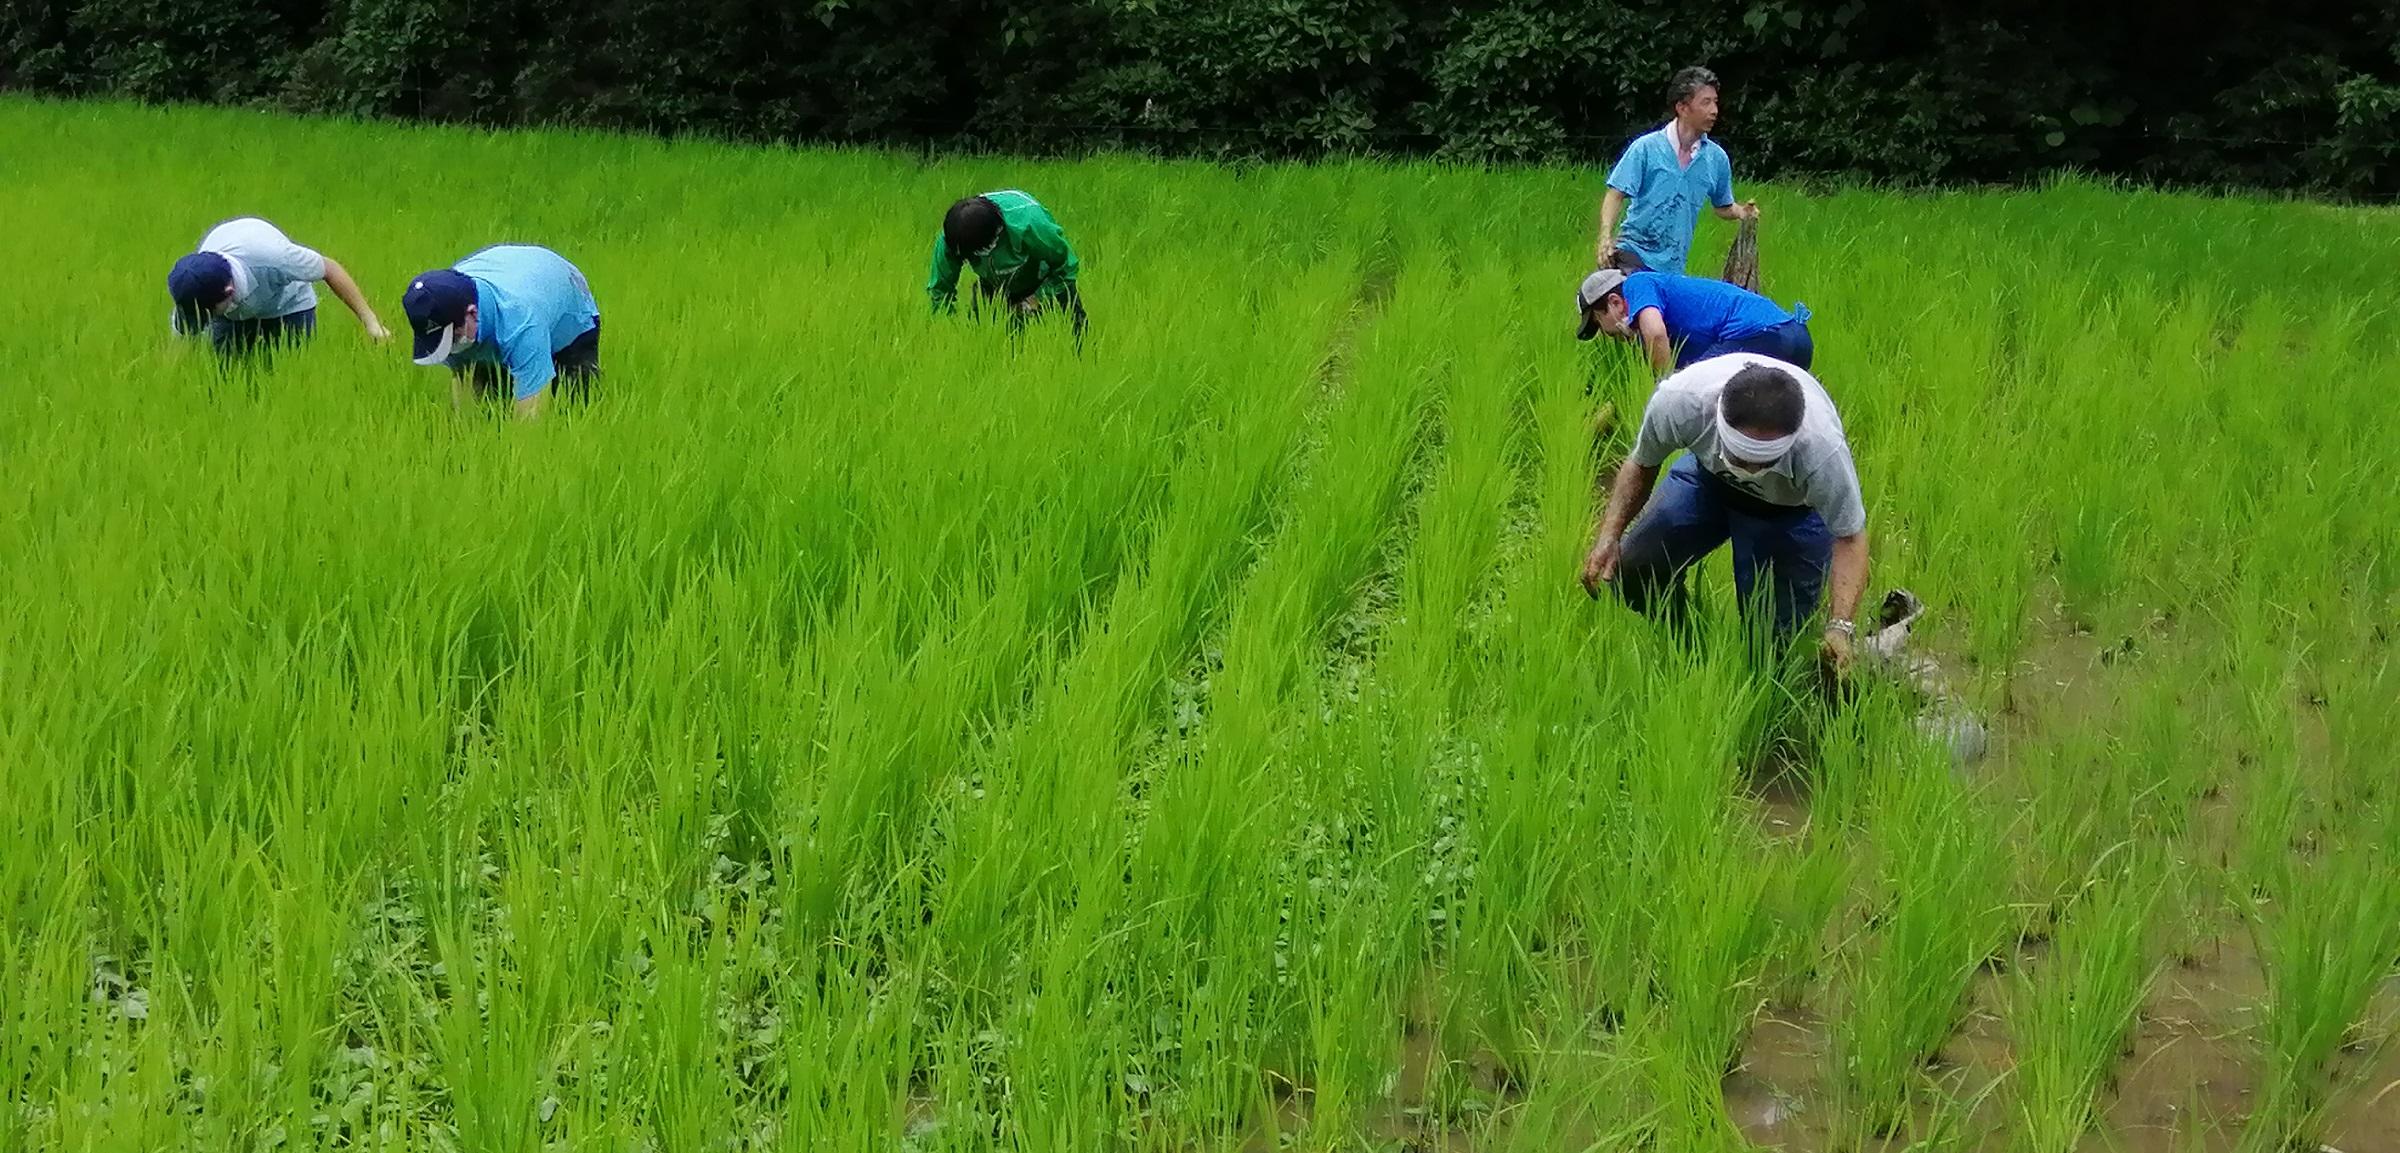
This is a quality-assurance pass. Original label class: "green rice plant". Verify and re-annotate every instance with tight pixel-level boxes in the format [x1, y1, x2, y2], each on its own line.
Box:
[1634, 827, 1780, 1152]
[1486, 987, 1657, 1153]
[769, 930, 924, 1152]
[2007, 712, 2173, 946]
[1758, 821, 1856, 1007]
[1892, 1066, 2008, 1153]
[2007, 854, 2165, 1153]
[1832, 726, 2014, 1141]
[1285, 844, 1413, 1140]
[2237, 821, 2400, 1153]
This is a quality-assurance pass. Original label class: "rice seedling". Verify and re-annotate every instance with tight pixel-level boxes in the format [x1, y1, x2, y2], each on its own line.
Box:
[2237, 818, 2400, 1153]
[2007, 853, 2166, 1153]
[1830, 720, 2014, 1141]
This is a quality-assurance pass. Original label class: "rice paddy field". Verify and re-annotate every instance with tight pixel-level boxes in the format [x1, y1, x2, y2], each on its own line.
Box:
[3, 97, 2398, 1152]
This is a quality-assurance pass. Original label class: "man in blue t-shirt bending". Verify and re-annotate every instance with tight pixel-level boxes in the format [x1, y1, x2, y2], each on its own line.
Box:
[1575, 268, 1813, 377]
[401, 245, 601, 419]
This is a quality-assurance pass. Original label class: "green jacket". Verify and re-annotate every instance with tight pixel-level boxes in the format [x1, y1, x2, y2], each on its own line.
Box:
[927, 190, 1079, 310]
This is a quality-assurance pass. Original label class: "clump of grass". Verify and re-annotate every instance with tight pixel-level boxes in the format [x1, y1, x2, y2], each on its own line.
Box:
[1832, 723, 2013, 1141]
[2008, 853, 2164, 1153]
[2237, 826, 2400, 1153]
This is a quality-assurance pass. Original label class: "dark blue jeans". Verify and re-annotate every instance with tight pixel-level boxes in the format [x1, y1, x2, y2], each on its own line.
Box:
[456, 320, 602, 402]
[209, 308, 316, 358]
[1684, 317, 1813, 371]
[1617, 456, 1832, 639]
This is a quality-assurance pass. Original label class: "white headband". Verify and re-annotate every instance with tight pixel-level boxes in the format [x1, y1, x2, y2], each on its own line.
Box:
[1716, 401, 1797, 463]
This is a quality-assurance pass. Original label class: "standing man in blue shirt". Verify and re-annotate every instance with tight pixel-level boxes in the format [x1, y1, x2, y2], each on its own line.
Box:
[1596, 67, 1759, 274]
[1574, 268, 1813, 376]
[401, 245, 601, 419]
[166, 217, 391, 357]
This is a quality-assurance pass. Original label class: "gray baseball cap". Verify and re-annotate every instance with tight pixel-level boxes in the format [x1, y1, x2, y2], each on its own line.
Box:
[1575, 269, 1627, 341]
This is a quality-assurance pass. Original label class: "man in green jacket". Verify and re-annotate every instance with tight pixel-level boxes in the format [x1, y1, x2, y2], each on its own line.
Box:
[927, 190, 1086, 335]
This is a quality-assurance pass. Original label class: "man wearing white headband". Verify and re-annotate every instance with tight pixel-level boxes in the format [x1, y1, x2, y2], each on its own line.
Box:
[1579, 354, 1870, 672]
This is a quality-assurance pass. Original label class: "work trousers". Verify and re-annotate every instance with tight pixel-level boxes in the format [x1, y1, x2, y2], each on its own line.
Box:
[209, 308, 317, 359]
[1615, 455, 1833, 639]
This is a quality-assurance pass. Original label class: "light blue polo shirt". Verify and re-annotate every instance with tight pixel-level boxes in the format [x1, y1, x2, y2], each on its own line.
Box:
[1606, 125, 1735, 275]
[442, 246, 600, 401]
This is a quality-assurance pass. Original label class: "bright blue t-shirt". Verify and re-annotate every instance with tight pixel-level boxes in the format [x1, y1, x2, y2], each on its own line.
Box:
[1620, 272, 1803, 354]
[443, 245, 600, 401]
[1606, 125, 1734, 274]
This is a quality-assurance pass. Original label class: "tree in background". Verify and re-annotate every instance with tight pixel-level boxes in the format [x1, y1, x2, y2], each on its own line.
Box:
[2, 0, 2393, 197]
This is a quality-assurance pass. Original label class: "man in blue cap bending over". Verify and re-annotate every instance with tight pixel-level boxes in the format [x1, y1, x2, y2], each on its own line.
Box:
[402, 245, 600, 418]
[1574, 267, 1813, 378]
[167, 217, 390, 357]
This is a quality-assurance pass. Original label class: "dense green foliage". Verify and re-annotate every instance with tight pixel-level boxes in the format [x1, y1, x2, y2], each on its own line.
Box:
[5, 0, 2399, 194]
[3, 99, 2398, 1150]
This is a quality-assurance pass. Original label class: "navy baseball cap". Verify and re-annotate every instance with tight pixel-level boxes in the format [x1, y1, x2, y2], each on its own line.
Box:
[402, 269, 477, 365]
[167, 252, 235, 330]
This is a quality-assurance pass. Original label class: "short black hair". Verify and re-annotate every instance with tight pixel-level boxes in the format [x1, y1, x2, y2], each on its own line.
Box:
[1721, 363, 1804, 437]
[1667, 66, 1720, 110]
[943, 196, 1004, 256]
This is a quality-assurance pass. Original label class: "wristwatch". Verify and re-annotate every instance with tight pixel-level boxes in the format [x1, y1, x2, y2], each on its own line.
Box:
[1824, 618, 1855, 638]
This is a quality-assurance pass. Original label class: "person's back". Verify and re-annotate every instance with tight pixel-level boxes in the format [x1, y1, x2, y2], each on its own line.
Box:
[455, 245, 598, 354]
[1637, 354, 1855, 518]
[167, 216, 390, 357]
[1623, 272, 1812, 371]
[1623, 273, 1789, 342]
[927, 190, 1084, 335]
[195, 218, 324, 321]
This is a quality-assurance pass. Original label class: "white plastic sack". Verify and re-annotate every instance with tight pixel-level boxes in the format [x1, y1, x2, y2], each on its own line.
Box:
[1859, 588, 1989, 766]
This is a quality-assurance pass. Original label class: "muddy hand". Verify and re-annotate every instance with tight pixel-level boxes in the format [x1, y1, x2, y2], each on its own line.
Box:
[1819, 628, 1855, 678]
[1579, 539, 1620, 599]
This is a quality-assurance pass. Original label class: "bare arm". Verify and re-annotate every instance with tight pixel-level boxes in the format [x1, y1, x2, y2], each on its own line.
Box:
[1595, 187, 1628, 265]
[1579, 458, 1661, 595]
[1825, 530, 1869, 626]
[1713, 200, 1760, 222]
[1634, 308, 1674, 377]
[320, 258, 391, 341]
[505, 346, 555, 419]
[1595, 457, 1659, 543]
[1819, 529, 1871, 674]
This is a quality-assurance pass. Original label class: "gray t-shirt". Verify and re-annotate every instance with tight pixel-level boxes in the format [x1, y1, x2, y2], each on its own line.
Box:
[197, 217, 326, 321]
[1630, 353, 1866, 536]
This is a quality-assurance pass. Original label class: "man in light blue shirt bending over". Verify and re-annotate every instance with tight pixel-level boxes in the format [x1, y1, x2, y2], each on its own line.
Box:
[1596, 67, 1759, 274]
[402, 245, 601, 419]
